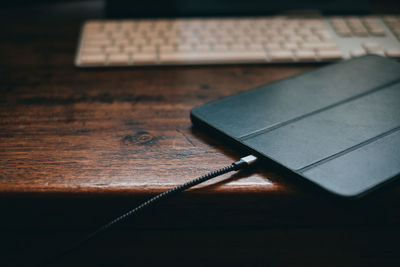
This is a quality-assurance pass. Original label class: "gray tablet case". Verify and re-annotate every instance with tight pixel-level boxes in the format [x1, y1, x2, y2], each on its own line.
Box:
[191, 55, 400, 198]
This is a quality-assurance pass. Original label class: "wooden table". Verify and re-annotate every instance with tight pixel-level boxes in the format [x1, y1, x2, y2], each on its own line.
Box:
[1, 3, 400, 266]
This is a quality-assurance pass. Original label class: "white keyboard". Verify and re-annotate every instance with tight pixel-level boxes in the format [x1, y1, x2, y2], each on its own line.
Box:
[75, 15, 400, 67]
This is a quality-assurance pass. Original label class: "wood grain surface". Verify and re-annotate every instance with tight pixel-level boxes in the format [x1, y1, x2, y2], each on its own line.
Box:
[1, 3, 400, 266]
[0, 8, 315, 196]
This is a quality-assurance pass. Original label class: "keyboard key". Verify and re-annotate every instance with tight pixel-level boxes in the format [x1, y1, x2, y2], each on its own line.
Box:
[114, 39, 130, 46]
[385, 49, 400, 58]
[142, 46, 157, 53]
[79, 54, 107, 65]
[83, 33, 108, 40]
[353, 28, 369, 36]
[177, 44, 192, 52]
[315, 30, 333, 40]
[105, 46, 120, 53]
[304, 36, 320, 42]
[269, 35, 286, 43]
[367, 50, 385, 56]
[302, 42, 338, 50]
[108, 54, 130, 65]
[132, 38, 148, 46]
[214, 44, 229, 52]
[316, 50, 343, 60]
[103, 22, 120, 31]
[160, 51, 266, 64]
[195, 44, 211, 52]
[283, 43, 297, 50]
[265, 43, 281, 50]
[364, 18, 386, 36]
[268, 50, 293, 62]
[248, 44, 264, 52]
[362, 42, 381, 52]
[133, 54, 157, 64]
[369, 28, 386, 36]
[81, 47, 103, 54]
[83, 39, 112, 47]
[384, 17, 400, 40]
[160, 45, 175, 53]
[123, 46, 139, 53]
[230, 44, 246, 51]
[295, 50, 316, 61]
[335, 28, 352, 37]
[350, 49, 366, 58]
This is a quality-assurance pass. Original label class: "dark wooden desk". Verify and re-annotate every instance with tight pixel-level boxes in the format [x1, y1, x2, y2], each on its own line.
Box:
[1, 3, 400, 266]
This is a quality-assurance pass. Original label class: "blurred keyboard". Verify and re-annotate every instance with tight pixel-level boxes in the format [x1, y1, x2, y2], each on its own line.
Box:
[75, 15, 400, 67]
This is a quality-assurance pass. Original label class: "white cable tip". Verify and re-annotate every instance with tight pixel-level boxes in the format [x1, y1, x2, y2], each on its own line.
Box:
[240, 155, 258, 165]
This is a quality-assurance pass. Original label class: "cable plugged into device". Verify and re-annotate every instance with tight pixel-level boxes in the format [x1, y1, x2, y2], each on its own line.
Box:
[40, 155, 258, 266]
[233, 155, 258, 169]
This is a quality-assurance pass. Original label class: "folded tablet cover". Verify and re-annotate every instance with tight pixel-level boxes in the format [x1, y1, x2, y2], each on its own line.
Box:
[191, 55, 400, 197]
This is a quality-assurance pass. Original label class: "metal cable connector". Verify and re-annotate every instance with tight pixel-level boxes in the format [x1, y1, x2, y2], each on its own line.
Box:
[232, 155, 259, 170]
